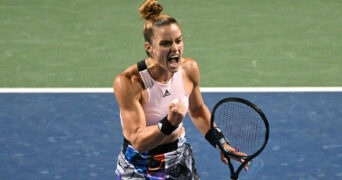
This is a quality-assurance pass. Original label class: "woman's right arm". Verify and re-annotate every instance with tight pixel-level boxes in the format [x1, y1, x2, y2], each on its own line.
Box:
[113, 72, 179, 153]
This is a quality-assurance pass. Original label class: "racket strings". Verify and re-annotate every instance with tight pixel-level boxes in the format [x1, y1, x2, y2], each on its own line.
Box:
[215, 102, 266, 155]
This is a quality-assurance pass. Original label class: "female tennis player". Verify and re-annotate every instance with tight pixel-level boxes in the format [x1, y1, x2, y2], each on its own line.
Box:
[113, 0, 249, 179]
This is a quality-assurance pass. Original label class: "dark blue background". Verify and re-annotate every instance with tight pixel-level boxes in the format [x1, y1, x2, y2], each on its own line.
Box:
[1, 92, 341, 179]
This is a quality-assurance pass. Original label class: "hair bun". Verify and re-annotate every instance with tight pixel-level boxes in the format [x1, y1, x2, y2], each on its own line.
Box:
[139, 0, 163, 20]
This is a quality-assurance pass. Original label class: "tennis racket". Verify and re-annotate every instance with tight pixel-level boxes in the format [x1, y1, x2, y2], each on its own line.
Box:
[210, 97, 269, 180]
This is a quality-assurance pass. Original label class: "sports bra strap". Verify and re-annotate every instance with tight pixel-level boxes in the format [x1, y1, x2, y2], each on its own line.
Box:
[137, 60, 147, 72]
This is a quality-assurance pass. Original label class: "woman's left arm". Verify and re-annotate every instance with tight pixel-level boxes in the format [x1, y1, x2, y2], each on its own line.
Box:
[182, 58, 211, 135]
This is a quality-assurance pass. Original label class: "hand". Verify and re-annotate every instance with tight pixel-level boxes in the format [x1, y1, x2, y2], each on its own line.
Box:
[220, 143, 251, 171]
[167, 98, 187, 127]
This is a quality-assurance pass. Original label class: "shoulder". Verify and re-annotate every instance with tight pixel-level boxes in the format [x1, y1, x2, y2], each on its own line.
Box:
[113, 63, 144, 99]
[114, 64, 139, 86]
[181, 57, 199, 69]
[181, 57, 201, 86]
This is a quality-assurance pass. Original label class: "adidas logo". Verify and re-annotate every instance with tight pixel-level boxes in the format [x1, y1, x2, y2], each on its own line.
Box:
[163, 90, 171, 97]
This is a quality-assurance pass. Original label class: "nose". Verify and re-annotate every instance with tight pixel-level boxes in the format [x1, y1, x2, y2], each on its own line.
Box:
[170, 42, 178, 52]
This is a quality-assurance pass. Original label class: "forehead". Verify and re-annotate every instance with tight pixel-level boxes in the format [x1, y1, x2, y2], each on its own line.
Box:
[153, 23, 182, 40]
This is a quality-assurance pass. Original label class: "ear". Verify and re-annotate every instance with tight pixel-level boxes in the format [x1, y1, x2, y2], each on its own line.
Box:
[144, 41, 153, 56]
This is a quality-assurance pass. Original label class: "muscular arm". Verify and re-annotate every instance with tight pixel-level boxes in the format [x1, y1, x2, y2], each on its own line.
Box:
[183, 58, 250, 170]
[113, 69, 177, 153]
[183, 59, 211, 135]
[188, 86, 212, 135]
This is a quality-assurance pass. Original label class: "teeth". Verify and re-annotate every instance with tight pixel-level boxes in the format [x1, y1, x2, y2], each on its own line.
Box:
[169, 55, 179, 61]
[169, 55, 179, 59]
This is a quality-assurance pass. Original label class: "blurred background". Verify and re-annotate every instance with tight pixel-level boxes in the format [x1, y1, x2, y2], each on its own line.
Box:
[1, 0, 341, 87]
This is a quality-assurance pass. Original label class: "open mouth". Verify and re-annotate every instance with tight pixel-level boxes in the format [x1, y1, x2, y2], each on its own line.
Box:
[167, 55, 179, 69]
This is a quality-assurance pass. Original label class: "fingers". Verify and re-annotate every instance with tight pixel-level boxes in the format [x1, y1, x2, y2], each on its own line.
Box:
[220, 152, 228, 164]
[240, 159, 250, 171]
[221, 143, 250, 171]
[171, 98, 179, 105]
[168, 98, 186, 126]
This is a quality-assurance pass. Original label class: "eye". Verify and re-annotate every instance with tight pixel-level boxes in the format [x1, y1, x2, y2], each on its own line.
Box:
[175, 38, 182, 44]
[160, 41, 172, 47]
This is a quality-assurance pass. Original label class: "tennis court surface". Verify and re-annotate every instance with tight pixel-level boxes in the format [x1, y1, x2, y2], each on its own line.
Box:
[1, 90, 341, 179]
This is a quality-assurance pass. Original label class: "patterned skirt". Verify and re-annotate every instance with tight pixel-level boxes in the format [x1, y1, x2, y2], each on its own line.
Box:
[115, 135, 200, 180]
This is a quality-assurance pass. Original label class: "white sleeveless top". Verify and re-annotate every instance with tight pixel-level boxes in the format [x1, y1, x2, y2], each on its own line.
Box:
[139, 68, 189, 127]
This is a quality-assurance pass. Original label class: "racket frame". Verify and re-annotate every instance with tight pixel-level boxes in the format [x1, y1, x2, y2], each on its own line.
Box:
[210, 97, 270, 179]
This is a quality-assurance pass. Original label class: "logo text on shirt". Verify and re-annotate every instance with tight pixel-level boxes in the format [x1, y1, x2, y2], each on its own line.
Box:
[163, 90, 171, 97]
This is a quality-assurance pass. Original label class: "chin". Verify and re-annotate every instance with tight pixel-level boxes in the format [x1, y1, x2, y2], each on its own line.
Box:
[169, 67, 179, 73]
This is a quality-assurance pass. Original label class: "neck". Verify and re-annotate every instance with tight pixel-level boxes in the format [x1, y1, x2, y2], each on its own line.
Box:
[148, 64, 174, 84]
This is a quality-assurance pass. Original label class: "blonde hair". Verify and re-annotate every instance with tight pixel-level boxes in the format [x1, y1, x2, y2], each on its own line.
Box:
[139, 0, 179, 45]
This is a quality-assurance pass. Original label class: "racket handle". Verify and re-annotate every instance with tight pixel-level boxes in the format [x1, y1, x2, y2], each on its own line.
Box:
[231, 175, 238, 180]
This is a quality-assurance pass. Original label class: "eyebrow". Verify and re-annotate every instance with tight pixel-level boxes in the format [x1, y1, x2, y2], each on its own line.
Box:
[176, 35, 183, 40]
[160, 35, 183, 42]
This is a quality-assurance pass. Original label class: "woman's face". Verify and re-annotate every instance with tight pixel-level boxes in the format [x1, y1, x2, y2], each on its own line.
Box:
[149, 23, 184, 73]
